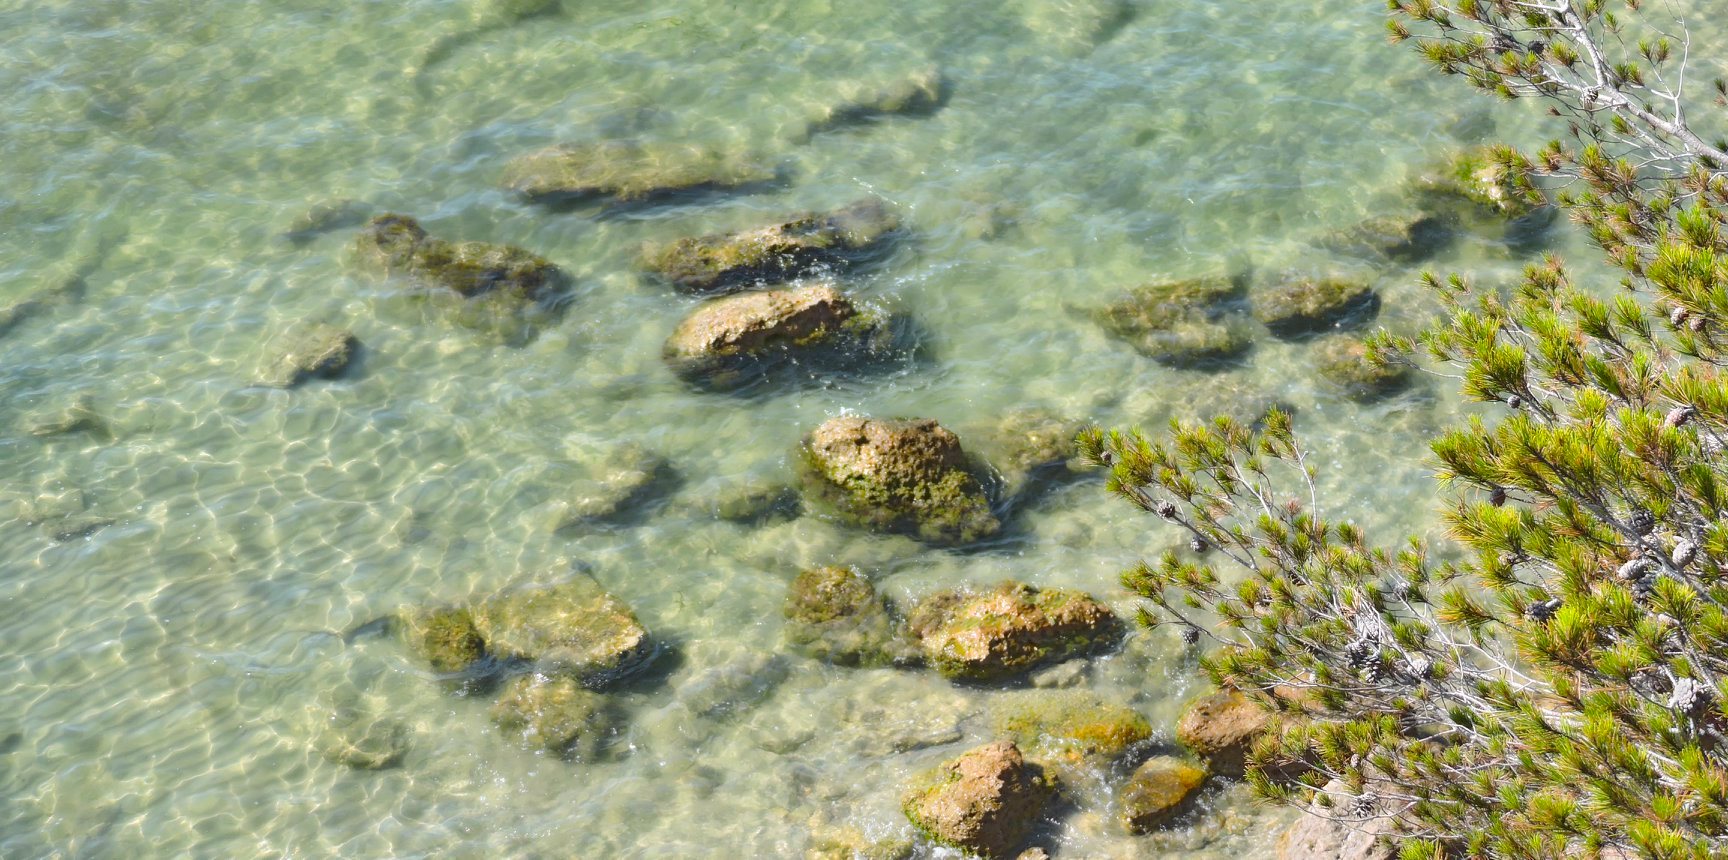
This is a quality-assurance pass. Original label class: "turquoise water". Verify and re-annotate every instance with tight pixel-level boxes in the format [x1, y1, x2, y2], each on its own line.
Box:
[0, 0, 1603, 857]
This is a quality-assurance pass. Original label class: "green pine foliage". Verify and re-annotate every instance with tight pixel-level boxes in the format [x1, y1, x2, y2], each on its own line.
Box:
[1089, 3, 1728, 857]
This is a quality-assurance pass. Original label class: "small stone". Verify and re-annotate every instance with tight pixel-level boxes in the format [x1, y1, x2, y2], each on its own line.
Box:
[1119, 756, 1208, 833]
[501, 141, 778, 205]
[1320, 213, 1453, 263]
[397, 605, 486, 674]
[262, 322, 357, 387]
[1092, 275, 1254, 369]
[1312, 336, 1410, 402]
[907, 581, 1121, 682]
[314, 702, 408, 770]
[799, 416, 1000, 547]
[282, 198, 372, 246]
[805, 66, 946, 138]
[1275, 779, 1395, 860]
[902, 741, 1054, 860]
[472, 577, 657, 688]
[663, 284, 894, 390]
[644, 199, 902, 294]
[23, 394, 110, 440]
[993, 691, 1151, 767]
[782, 566, 911, 667]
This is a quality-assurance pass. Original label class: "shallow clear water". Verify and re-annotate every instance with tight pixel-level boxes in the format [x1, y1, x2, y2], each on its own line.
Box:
[0, 0, 1625, 856]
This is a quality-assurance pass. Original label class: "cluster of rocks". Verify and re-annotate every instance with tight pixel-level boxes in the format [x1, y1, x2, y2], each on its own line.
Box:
[394, 576, 658, 760]
[886, 685, 1283, 858]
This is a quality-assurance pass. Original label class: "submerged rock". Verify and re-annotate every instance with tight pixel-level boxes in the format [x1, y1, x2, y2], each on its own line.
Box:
[282, 198, 372, 246]
[472, 577, 656, 687]
[1313, 335, 1411, 402]
[804, 66, 947, 138]
[1320, 213, 1453, 264]
[973, 409, 1090, 504]
[1022, 0, 1134, 54]
[902, 740, 1054, 859]
[1093, 275, 1254, 368]
[1175, 688, 1270, 779]
[355, 214, 570, 345]
[1120, 756, 1208, 834]
[550, 444, 674, 529]
[701, 479, 802, 524]
[1254, 276, 1377, 339]
[782, 565, 910, 667]
[490, 673, 618, 759]
[644, 199, 902, 294]
[807, 827, 915, 860]
[663, 283, 894, 390]
[501, 141, 778, 205]
[993, 690, 1152, 767]
[799, 415, 1000, 547]
[907, 582, 1121, 682]
[1276, 778, 1396, 860]
[397, 605, 486, 675]
[1416, 146, 1544, 221]
[261, 322, 357, 387]
[23, 393, 110, 440]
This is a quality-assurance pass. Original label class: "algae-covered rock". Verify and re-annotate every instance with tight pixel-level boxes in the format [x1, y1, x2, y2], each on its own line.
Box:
[783, 565, 909, 667]
[261, 322, 357, 387]
[644, 199, 902, 294]
[993, 690, 1151, 765]
[1176, 688, 1270, 779]
[23, 393, 110, 440]
[355, 214, 570, 345]
[1022, 0, 1134, 54]
[490, 673, 618, 759]
[397, 605, 486, 674]
[1094, 275, 1254, 368]
[1120, 756, 1208, 834]
[1320, 213, 1453, 264]
[907, 582, 1121, 682]
[805, 66, 947, 138]
[1253, 276, 1377, 339]
[282, 198, 372, 246]
[1418, 146, 1543, 220]
[501, 141, 778, 205]
[663, 283, 893, 390]
[550, 444, 674, 529]
[1313, 335, 1411, 402]
[807, 827, 916, 860]
[799, 415, 1000, 547]
[902, 740, 1054, 859]
[708, 480, 802, 524]
[473, 577, 656, 687]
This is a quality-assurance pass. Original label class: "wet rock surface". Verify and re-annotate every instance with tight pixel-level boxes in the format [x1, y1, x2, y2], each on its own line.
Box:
[799, 415, 1000, 547]
[397, 605, 486, 675]
[1093, 275, 1254, 368]
[549, 444, 675, 530]
[972, 409, 1090, 504]
[472, 577, 657, 687]
[1320, 213, 1453, 264]
[907, 581, 1121, 681]
[663, 283, 894, 390]
[282, 198, 372, 246]
[1176, 688, 1270, 779]
[902, 740, 1054, 859]
[501, 141, 778, 205]
[644, 199, 902, 294]
[1119, 756, 1208, 834]
[992, 690, 1151, 766]
[804, 66, 947, 138]
[1276, 779, 1395, 860]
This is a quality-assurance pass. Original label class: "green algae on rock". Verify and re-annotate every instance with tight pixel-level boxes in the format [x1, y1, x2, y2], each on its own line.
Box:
[355, 214, 571, 345]
[992, 690, 1152, 764]
[970, 408, 1091, 505]
[902, 740, 1054, 859]
[799, 415, 1001, 547]
[644, 199, 902, 294]
[663, 283, 894, 390]
[1175, 688, 1270, 779]
[490, 673, 619, 759]
[397, 605, 486, 675]
[500, 140, 778, 205]
[1312, 335, 1411, 402]
[1119, 756, 1208, 834]
[472, 577, 657, 688]
[1319, 213, 1453, 264]
[782, 565, 912, 667]
[1092, 274, 1254, 368]
[1417, 146, 1544, 220]
[260, 321, 356, 388]
[906, 582, 1121, 682]
[1253, 275, 1377, 339]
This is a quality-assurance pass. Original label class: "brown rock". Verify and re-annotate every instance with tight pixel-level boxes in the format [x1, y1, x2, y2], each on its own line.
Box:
[1119, 756, 1208, 834]
[1276, 779, 1395, 860]
[1175, 688, 1270, 778]
[907, 582, 1121, 681]
[663, 284, 889, 388]
[902, 740, 1054, 859]
[800, 416, 1000, 546]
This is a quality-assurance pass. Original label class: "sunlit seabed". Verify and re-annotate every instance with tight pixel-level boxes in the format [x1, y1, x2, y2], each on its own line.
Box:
[0, 0, 1683, 856]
